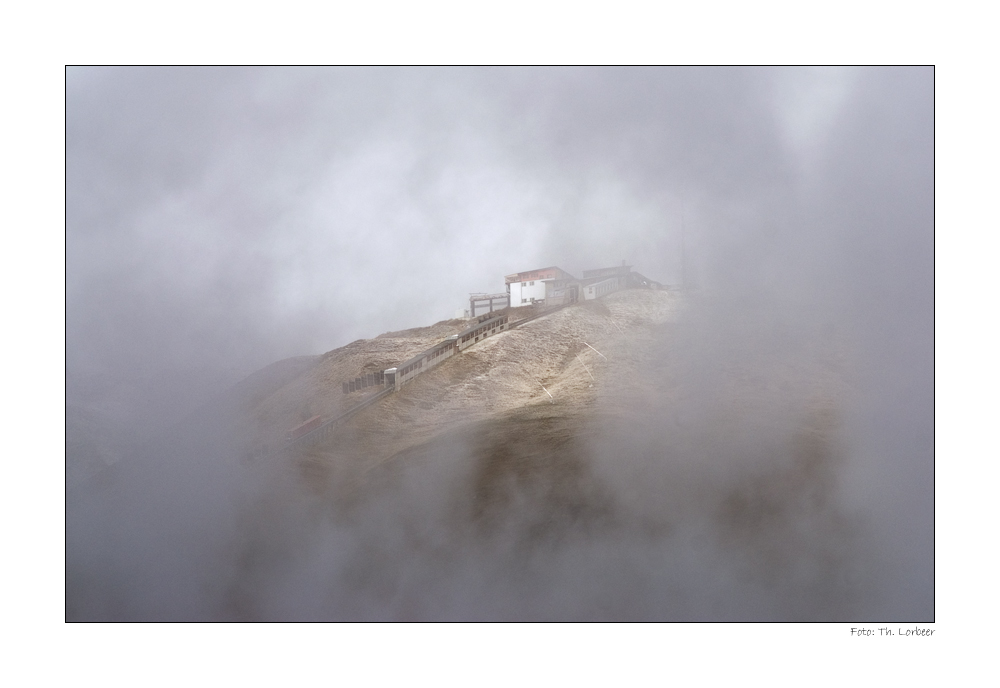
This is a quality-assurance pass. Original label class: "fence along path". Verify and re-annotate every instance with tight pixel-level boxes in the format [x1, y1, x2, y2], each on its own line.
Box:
[277, 301, 573, 456]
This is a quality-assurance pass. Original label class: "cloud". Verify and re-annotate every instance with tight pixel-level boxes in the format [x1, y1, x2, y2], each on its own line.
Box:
[66, 67, 933, 620]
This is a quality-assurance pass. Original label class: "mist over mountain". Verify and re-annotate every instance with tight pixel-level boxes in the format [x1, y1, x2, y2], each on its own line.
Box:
[66, 67, 932, 621]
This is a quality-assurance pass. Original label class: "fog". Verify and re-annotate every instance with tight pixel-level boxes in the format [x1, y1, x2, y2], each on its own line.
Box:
[66, 67, 932, 620]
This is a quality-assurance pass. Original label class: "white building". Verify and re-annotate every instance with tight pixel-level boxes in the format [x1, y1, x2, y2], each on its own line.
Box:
[504, 266, 575, 307]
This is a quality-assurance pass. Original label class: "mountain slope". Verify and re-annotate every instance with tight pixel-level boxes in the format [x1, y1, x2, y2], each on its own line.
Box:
[218, 288, 871, 621]
[273, 290, 680, 481]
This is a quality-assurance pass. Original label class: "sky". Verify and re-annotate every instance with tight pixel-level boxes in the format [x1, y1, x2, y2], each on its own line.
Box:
[64, 67, 934, 622]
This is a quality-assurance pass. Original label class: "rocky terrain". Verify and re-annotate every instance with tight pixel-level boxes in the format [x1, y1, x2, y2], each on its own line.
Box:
[239, 291, 679, 482]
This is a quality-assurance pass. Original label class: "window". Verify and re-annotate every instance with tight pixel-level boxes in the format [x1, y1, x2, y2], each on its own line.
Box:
[530, 281, 534, 285]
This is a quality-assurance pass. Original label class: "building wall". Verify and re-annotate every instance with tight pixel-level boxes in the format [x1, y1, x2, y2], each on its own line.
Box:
[544, 280, 577, 306]
[510, 279, 548, 306]
[506, 267, 568, 283]
[505, 267, 575, 307]
[583, 276, 623, 300]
